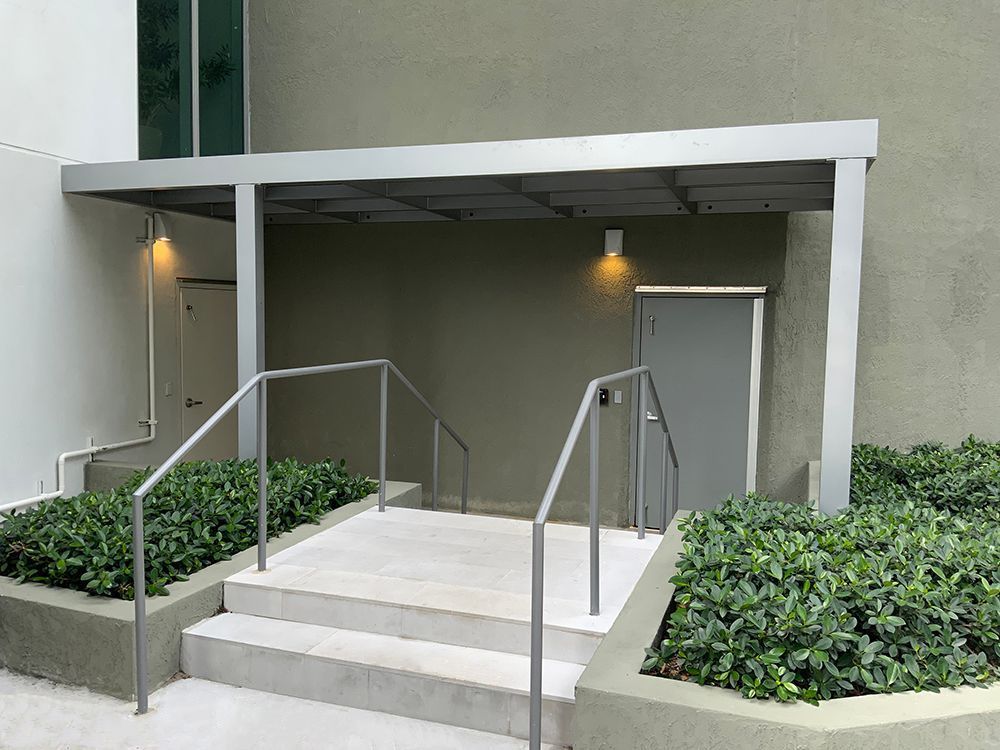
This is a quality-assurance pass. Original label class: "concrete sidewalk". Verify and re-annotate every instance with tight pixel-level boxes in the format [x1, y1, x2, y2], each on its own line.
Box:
[0, 668, 562, 749]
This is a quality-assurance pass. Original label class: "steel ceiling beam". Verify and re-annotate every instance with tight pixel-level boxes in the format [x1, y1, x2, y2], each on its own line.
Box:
[686, 182, 834, 201]
[266, 184, 373, 201]
[347, 181, 460, 221]
[653, 170, 695, 214]
[675, 163, 835, 187]
[386, 178, 513, 197]
[262, 213, 349, 225]
[456, 206, 567, 221]
[548, 188, 677, 206]
[148, 187, 236, 205]
[489, 176, 572, 218]
[571, 203, 686, 218]
[695, 197, 833, 214]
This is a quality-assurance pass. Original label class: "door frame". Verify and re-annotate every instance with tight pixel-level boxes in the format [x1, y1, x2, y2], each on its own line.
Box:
[177, 278, 237, 442]
[628, 285, 767, 526]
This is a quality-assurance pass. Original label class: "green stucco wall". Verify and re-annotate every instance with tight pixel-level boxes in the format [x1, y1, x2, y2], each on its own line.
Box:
[265, 216, 787, 522]
[250, 2, 1000, 518]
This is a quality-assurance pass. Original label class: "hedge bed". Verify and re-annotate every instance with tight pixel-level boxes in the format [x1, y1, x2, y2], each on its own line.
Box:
[643, 437, 1000, 704]
[0, 458, 376, 600]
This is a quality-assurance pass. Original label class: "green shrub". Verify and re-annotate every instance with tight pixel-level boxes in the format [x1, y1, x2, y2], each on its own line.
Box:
[0, 458, 376, 600]
[851, 437, 1000, 514]
[643, 437, 1000, 703]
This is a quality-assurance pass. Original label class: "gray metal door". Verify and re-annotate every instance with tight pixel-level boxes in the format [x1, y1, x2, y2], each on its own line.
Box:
[637, 293, 761, 526]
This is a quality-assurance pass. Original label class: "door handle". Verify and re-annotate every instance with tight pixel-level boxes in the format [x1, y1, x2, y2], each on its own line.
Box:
[185, 398, 203, 408]
[648, 314, 656, 335]
[646, 411, 659, 422]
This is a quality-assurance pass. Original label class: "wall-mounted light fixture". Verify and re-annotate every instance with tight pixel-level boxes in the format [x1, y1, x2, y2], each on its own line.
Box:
[604, 228, 624, 256]
[152, 212, 172, 242]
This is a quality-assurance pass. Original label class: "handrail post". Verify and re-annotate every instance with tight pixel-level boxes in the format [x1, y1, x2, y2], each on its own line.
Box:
[672, 452, 680, 519]
[529, 521, 545, 750]
[379, 364, 388, 512]
[132, 490, 148, 714]
[120, 358, 470, 717]
[461, 448, 469, 514]
[659, 429, 669, 534]
[432, 418, 440, 511]
[589, 393, 600, 616]
[636, 371, 648, 539]
[526, 366, 679, 746]
[256, 379, 268, 571]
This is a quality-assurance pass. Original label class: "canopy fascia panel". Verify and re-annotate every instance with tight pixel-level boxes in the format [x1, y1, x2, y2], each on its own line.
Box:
[62, 119, 877, 224]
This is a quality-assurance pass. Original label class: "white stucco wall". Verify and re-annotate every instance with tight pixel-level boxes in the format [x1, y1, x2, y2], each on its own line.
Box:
[0, 146, 236, 504]
[0, 1, 235, 504]
[0, 147, 146, 499]
[0, 0, 138, 162]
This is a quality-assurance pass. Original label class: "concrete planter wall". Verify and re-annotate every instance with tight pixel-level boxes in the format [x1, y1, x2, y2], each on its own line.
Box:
[0, 482, 420, 699]
[574, 512, 1000, 750]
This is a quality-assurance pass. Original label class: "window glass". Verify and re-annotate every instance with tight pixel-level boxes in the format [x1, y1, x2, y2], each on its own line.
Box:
[138, 0, 243, 159]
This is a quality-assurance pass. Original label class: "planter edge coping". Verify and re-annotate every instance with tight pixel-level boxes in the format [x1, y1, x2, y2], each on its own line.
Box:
[0, 480, 421, 622]
[576, 509, 1000, 733]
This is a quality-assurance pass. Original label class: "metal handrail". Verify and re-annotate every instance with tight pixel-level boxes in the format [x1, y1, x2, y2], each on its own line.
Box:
[527, 365, 678, 750]
[130, 358, 469, 713]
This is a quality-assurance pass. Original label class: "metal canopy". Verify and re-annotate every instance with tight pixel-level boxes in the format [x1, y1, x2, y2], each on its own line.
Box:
[61, 118, 878, 518]
[62, 120, 877, 224]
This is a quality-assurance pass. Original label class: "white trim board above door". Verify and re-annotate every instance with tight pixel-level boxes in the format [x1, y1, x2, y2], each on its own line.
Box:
[635, 285, 767, 297]
[630, 286, 766, 526]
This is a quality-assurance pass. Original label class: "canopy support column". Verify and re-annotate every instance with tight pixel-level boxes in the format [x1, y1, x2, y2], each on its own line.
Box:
[236, 183, 265, 459]
[818, 158, 867, 514]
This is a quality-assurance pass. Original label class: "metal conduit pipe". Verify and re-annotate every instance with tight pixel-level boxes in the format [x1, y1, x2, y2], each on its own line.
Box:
[0, 215, 160, 514]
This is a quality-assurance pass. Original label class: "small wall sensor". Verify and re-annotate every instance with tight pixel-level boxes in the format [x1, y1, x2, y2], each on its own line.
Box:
[604, 228, 624, 256]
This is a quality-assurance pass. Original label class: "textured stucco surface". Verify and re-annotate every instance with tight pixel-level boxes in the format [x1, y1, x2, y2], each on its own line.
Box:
[575, 512, 1000, 750]
[265, 216, 787, 523]
[250, 2, 1000, 517]
[0, 483, 420, 697]
[83, 461, 147, 493]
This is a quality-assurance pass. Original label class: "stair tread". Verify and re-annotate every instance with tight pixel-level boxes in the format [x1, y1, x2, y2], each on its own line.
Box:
[329, 506, 662, 550]
[228, 565, 613, 636]
[227, 505, 660, 636]
[185, 612, 584, 703]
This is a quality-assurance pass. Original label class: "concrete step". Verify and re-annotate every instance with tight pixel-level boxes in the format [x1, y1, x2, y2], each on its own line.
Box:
[182, 612, 581, 746]
[184, 505, 660, 747]
[224, 566, 603, 664]
[222, 505, 659, 666]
